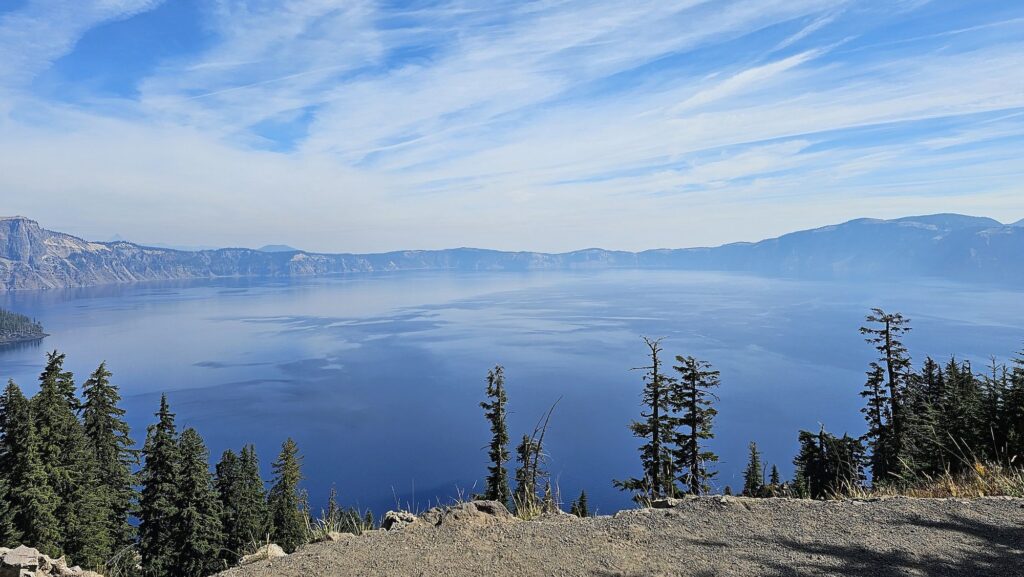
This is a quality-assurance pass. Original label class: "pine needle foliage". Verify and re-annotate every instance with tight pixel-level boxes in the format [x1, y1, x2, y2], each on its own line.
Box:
[480, 365, 511, 506]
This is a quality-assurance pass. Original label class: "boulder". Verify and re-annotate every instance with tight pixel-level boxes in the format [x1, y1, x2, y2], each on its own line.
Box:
[240, 544, 287, 566]
[0, 546, 104, 577]
[2, 546, 40, 570]
[418, 500, 515, 528]
[381, 510, 417, 531]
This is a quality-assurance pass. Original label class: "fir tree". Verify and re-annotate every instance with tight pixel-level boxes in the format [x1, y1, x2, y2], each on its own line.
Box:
[173, 428, 224, 577]
[513, 434, 539, 511]
[671, 355, 720, 495]
[81, 362, 137, 551]
[860, 363, 893, 482]
[614, 337, 678, 501]
[569, 490, 589, 517]
[214, 449, 241, 562]
[769, 465, 781, 487]
[1007, 349, 1024, 460]
[742, 442, 763, 497]
[138, 395, 180, 577]
[480, 365, 511, 506]
[793, 428, 865, 499]
[234, 445, 269, 556]
[32, 352, 110, 568]
[860, 309, 912, 478]
[0, 380, 59, 555]
[268, 438, 306, 553]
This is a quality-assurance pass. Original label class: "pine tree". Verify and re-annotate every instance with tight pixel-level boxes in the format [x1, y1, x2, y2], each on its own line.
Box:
[218, 444, 271, 561]
[671, 355, 720, 495]
[742, 442, 763, 497]
[793, 428, 865, 499]
[1007, 349, 1024, 461]
[941, 357, 984, 472]
[81, 362, 137, 552]
[215, 449, 241, 563]
[268, 438, 306, 553]
[513, 434, 539, 511]
[768, 465, 781, 495]
[480, 365, 511, 506]
[860, 363, 893, 483]
[860, 309, 912, 477]
[614, 337, 678, 501]
[138, 395, 180, 577]
[173, 428, 224, 577]
[32, 352, 110, 568]
[569, 490, 588, 517]
[0, 380, 59, 554]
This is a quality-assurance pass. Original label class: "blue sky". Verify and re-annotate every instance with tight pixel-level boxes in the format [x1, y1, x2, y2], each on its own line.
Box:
[1, 0, 1022, 252]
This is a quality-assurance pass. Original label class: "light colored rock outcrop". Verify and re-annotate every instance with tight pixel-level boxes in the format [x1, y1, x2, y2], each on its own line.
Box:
[239, 544, 286, 566]
[0, 545, 102, 577]
[380, 510, 417, 531]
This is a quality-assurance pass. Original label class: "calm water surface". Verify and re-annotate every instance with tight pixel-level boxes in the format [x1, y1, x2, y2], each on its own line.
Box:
[1, 270, 1021, 514]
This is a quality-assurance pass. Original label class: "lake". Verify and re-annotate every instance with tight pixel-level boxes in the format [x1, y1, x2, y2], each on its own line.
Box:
[1, 270, 1021, 515]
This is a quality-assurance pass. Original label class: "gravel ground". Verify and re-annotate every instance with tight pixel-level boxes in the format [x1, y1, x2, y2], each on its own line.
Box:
[219, 497, 1024, 577]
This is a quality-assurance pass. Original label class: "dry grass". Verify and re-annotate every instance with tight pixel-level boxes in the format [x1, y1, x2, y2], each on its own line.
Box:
[841, 462, 1024, 499]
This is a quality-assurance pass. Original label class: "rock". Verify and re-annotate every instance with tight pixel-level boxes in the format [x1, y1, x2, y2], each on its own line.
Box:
[650, 498, 684, 509]
[2, 546, 40, 570]
[381, 510, 417, 531]
[314, 531, 352, 543]
[418, 500, 516, 528]
[240, 544, 287, 565]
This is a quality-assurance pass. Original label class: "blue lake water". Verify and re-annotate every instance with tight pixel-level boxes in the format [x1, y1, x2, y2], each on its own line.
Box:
[1, 270, 1022, 515]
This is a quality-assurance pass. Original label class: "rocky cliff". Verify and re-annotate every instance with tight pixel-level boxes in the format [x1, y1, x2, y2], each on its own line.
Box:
[2, 214, 1022, 291]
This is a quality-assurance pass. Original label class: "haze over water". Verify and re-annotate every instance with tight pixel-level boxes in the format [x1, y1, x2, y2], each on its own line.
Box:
[2, 270, 1021, 514]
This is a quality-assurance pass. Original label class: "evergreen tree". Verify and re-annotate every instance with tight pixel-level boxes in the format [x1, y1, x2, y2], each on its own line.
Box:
[513, 434, 539, 511]
[268, 438, 306, 553]
[32, 352, 110, 568]
[860, 309, 912, 478]
[81, 362, 137, 551]
[908, 357, 947, 475]
[769, 465, 781, 492]
[614, 337, 678, 501]
[237, 445, 269, 545]
[325, 485, 340, 527]
[173, 428, 224, 577]
[671, 355, 720, 495]
[0, 380, 59, 554]
[941, 357, 984, 472]
[742, 442, 763, 497]
[214, 449, 241, 562]
[138, 395, 180, 577]
[569, 490, 588, 517]
[860, 363, 893, 482]
[480, 365, 511, 506]
[793, 428, 865, 499]
[1007, 349, 1024, 460]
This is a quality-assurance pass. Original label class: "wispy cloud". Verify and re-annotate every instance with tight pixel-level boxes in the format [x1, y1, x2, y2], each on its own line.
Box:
[0, 0, 1022, 251]
[0, 0, 164, 89]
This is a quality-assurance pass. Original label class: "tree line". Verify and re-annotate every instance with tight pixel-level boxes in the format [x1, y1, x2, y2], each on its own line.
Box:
[608, 309, 1024, 502]
[0, 352, 362, 577]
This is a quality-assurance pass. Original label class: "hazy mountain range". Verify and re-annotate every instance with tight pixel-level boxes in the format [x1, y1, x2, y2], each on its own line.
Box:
[1, 214, 1021, 291]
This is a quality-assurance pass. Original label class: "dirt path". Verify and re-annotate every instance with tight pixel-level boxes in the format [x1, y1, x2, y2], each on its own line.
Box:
[219, 496, 1024, 577]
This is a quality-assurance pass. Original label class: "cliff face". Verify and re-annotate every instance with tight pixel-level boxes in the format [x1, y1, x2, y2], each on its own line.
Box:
[2, 215, 1022, 291]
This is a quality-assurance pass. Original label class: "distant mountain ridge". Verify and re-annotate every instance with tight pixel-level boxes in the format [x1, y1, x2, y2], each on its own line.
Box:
[1, 214, 1021, 290]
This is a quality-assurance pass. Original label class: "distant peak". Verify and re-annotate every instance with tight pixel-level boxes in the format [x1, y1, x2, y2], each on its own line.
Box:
[890, 214, 1002, 229]
[258, 244, 300, 253]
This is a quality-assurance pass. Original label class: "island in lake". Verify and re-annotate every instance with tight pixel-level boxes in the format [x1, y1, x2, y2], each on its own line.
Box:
[0, 308, 46, 345]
